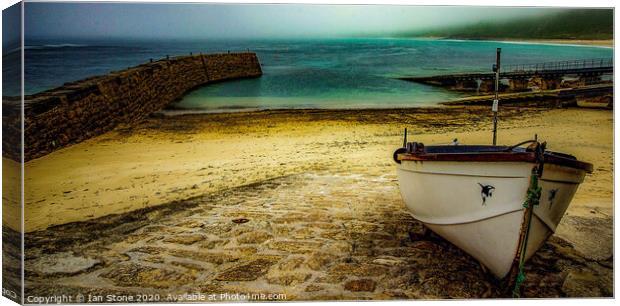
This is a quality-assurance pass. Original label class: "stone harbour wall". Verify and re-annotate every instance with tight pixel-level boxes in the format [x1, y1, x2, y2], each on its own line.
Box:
[2, 52, 262, 162]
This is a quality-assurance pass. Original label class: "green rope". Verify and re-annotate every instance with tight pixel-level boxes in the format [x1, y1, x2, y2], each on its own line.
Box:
[513, 269, 527, 298]
[512, 169, 542, 298]
[522, 175, 542, 209]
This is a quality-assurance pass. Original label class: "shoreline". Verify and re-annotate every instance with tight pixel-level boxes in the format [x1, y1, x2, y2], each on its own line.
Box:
[490, 38, 613, 48]
[160, 105, 446, 116]
[416, 36, 613, 48]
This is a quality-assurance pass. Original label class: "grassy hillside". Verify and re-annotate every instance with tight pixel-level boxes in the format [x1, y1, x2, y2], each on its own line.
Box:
[407, 9, 613, 40]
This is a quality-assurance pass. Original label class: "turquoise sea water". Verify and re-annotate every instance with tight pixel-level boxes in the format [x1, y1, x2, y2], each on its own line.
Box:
[13, 38, 613, 111]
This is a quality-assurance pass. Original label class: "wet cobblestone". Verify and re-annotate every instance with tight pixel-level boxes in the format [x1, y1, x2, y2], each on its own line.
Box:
[23, 172, 612, 300]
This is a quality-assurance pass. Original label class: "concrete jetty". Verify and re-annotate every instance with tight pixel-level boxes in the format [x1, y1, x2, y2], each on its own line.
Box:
[442, 84, 613, 108]
[2, 52, 262, 161]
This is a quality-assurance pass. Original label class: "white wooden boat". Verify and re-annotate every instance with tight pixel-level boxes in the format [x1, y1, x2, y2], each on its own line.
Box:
[393, 141, 592, 279]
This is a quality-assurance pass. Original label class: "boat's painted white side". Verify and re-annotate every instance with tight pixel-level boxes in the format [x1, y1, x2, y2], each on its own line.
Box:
[396, 160, 586, 278]
[425, 211, 523, 278]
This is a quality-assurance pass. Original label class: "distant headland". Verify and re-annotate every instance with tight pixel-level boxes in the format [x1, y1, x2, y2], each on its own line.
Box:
[397, 9, 613, 45]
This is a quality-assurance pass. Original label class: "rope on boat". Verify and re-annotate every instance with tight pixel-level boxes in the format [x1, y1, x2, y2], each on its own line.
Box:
[512, 143, 545, 298]
[503, 139, 538, 152]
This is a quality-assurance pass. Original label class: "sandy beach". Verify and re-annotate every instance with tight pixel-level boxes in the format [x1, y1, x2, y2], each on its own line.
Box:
[10, 105, 612, 298]
[427, 37, 614, 47]
[19, 106, 612, 230]
[488, 38, 613, 48]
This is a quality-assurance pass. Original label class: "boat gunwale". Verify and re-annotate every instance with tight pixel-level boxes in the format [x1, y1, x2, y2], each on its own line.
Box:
[397, 149, 593, 173]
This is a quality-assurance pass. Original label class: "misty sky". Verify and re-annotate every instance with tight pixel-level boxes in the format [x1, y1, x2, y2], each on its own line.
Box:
[24, 3, 564, 40]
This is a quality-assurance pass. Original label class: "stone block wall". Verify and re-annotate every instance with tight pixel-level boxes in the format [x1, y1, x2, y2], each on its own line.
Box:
[2, 52, 262, 161]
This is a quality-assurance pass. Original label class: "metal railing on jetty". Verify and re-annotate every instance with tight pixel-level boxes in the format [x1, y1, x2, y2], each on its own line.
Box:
[501, 58, 613, 74]
[399, 58, 614, 83]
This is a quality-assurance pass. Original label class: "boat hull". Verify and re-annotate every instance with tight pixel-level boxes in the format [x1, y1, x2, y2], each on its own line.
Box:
[396, 160, 586, 278]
